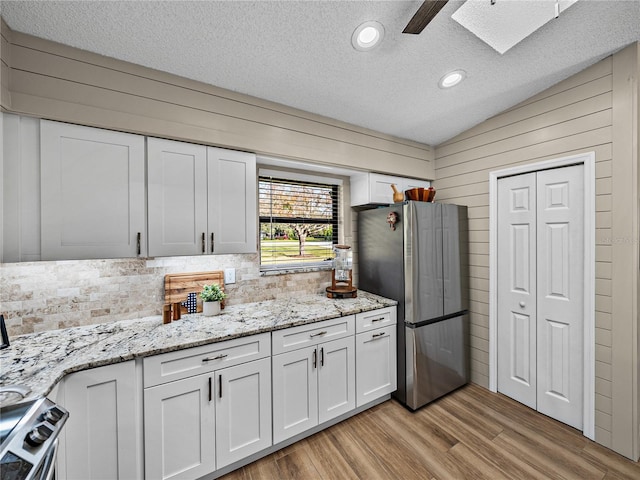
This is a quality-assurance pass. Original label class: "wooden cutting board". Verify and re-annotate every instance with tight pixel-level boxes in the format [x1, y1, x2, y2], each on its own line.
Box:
[164, 271, 225, 313]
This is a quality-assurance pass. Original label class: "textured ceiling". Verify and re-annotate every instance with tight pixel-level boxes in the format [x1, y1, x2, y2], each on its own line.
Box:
[1, 0, 639, 146]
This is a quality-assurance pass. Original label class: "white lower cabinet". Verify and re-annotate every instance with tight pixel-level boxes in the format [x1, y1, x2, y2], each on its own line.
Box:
[144, 373, 215, 480]
[143, 335, 272, 480]
[356, 325, 397, 407]
[216, 357, 272, 468]
[272, 335, 355, 444]
[140, 307, 394, 479]
[355, 307, 398, 407]
[58, 361, 141, 480]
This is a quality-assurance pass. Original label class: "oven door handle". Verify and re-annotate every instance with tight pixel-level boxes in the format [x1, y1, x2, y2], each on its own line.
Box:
[39, 438, 59, 480]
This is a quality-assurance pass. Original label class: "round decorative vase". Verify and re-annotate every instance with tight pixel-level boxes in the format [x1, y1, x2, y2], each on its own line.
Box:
[203, 301, 220, 317]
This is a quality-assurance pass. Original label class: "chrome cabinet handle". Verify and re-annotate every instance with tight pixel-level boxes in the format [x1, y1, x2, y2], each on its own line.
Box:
[201, 232, 206, 253]
[137, 232, 141, 256]
[320, 347, 324, 366]
[202, 354, 228, 362]
[313, 349, 317, 369]
[211, 233, 215, 253]
[310, 331, 327, 338]
[372, 332, 386, 339]
[372, 317, 385, 323]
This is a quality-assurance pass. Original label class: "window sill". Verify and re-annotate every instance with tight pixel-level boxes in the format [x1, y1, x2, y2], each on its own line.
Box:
[260, 265, 333, 276]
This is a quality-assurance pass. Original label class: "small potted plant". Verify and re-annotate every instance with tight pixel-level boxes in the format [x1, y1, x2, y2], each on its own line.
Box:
[200, 284, 227, 317]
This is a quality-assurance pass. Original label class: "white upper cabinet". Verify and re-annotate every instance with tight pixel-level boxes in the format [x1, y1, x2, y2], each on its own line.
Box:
[147, 138, 208, 257]
[350, 172, 430, 206]
[40, 120, 146, 260]
[5, 117, 257, 261]
[207, 146, 257, 254]
[147, 139, 257, 257]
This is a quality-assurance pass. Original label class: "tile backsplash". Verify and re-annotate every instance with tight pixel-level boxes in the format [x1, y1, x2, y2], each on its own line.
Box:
[1, 254, 333, 337]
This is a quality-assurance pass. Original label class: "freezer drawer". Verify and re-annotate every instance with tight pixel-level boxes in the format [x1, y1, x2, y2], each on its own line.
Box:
[405, 314, 468, 410]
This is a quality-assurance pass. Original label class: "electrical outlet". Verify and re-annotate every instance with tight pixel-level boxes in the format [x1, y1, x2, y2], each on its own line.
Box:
[224, 268, 236, 284]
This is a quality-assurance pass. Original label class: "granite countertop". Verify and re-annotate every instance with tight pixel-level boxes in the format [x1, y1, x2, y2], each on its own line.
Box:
[0, 291, 396, 401]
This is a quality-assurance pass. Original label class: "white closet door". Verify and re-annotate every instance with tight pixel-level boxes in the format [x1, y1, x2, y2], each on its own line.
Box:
[536, 165, 584, 429]
[497, 165, 584, 429]
[497, 172, 538, 409]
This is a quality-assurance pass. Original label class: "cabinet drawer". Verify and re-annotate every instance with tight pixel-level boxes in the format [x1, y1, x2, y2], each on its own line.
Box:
[272, 316, 355, 355]
[143, 333, 270, 388]
[355, 307, 397, 333]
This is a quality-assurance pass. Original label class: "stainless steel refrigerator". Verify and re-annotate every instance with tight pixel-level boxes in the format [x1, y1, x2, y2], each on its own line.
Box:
[358, 201, 469, 410]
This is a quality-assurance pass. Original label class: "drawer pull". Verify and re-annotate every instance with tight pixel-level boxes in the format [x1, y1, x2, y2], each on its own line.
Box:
[309, 331, 327, 338]
[372, 317, 386, 322]
[372, 332, 386, 339]
[202, 354, 228, 362]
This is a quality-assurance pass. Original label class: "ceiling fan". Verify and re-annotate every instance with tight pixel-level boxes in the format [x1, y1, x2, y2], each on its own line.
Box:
[402, 0, 449, 34]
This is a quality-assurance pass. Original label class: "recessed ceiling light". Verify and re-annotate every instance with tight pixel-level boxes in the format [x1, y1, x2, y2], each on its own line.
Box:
[438, 70, 466, 89]
[352, 21, 384, 51]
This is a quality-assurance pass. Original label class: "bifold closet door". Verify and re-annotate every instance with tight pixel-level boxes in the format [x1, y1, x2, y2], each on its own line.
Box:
[497, 164, 584, 430]
[497, 172, 538, 410]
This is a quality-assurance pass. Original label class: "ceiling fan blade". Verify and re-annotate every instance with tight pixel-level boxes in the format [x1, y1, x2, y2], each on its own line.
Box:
[402, 0, 449, 34]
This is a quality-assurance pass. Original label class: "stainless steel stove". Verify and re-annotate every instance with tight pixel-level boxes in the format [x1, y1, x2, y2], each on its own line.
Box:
[0, 387, 69, 480]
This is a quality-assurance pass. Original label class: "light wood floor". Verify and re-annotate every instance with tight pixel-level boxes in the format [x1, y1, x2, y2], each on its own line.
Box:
[220, 383, 640, 480]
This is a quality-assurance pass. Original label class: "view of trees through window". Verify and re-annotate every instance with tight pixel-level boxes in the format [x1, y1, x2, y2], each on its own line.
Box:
[259, 177, 338, 267]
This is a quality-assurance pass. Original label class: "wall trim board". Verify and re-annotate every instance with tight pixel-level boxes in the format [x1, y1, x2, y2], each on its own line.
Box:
[610, 42, 639, 461]
[0, 22, 434, 179]
[8, 43, 429, 161]
[437, 58, 613, 148]
[0, 18, 12, 110]
[488, 151, 597, 441]
[9, 28, 429, 154]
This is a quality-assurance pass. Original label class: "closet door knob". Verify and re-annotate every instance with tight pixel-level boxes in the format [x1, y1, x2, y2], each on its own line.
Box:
[519, 301, 526, 308]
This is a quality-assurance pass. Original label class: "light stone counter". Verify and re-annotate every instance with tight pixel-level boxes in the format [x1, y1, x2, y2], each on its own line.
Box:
[0, 291, 396, 401]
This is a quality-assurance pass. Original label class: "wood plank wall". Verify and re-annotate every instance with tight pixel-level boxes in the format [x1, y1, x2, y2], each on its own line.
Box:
[0, 20, 433, 179]
[434, 45, 639, 459]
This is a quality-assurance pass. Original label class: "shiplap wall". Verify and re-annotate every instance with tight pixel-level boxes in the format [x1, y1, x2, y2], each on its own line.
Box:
[0, 19, 433, 179]
[435, 45, 638, 458]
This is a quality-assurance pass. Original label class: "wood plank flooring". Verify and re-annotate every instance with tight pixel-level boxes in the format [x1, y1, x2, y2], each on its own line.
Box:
[220, 383, 640, 480]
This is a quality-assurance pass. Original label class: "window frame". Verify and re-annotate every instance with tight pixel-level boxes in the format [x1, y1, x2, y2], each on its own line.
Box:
[258, 169, 342, 273]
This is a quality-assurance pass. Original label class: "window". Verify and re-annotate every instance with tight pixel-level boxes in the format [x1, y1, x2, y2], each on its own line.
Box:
[259, 175, 339, 270]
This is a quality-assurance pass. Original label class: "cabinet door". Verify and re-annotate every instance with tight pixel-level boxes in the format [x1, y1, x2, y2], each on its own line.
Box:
[207, 147, 257, 254]
[318, 336, 355, 424]
[272, 346, 318, 444]
[356, 325, 397, 407]
[216, 357, 272, 468]
[144, 374, 215, 480]
[148, 138, 208, 257]
[61, 361, 141, 480]
[40, 120, 145, 260]
[403, 178, 431, 191]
